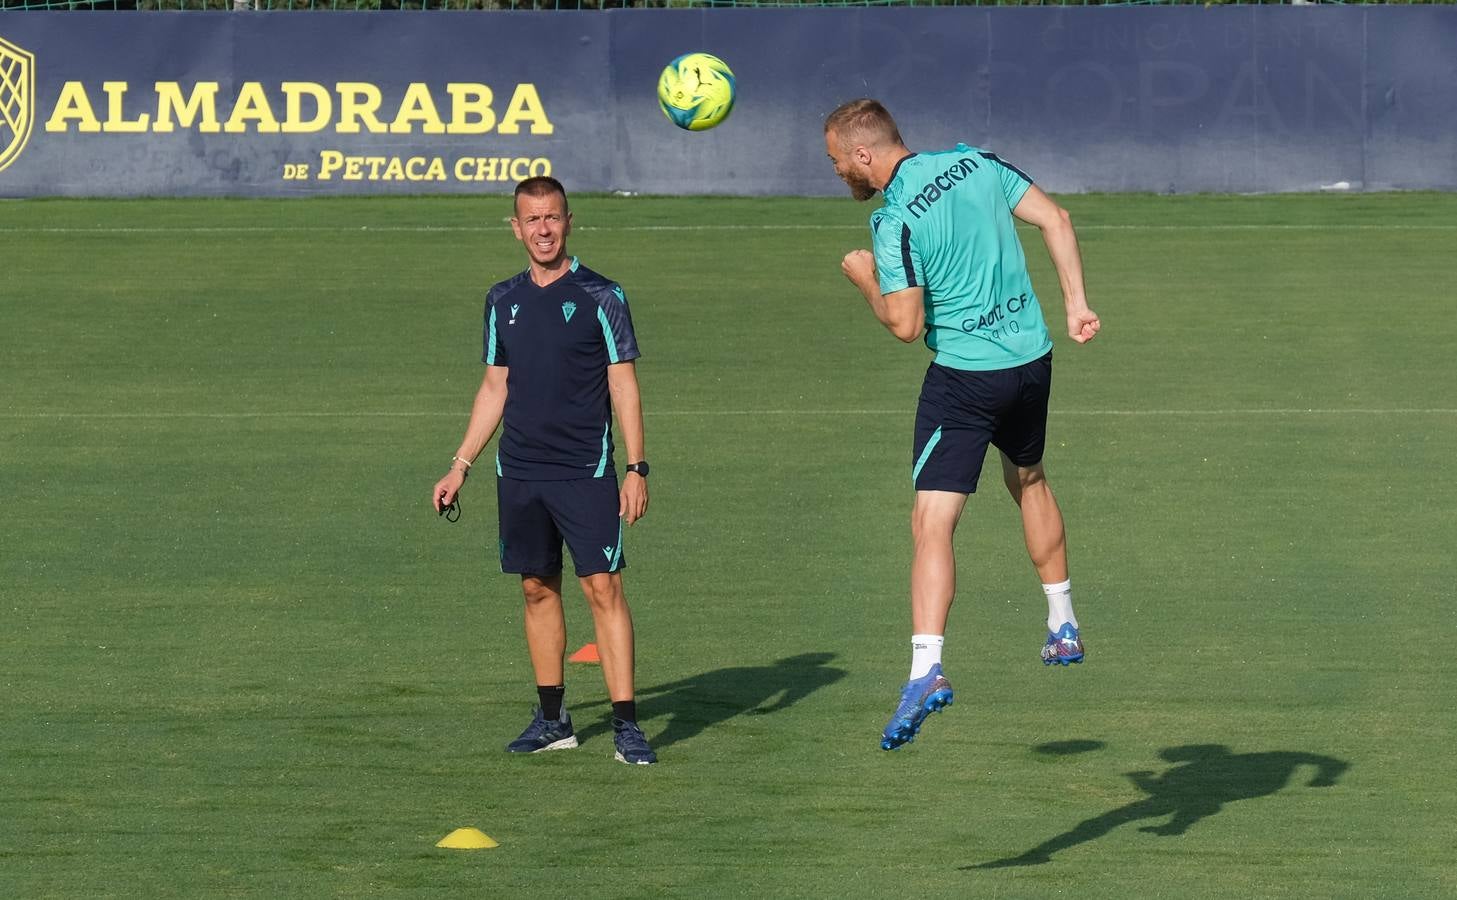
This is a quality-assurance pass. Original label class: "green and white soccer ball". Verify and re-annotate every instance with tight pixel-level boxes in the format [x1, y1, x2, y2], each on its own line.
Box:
[657, 52, 736, 131]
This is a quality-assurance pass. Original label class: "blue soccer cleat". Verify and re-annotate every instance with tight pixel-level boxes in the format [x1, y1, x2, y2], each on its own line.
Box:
[881, 664, 954, 750]
[506, 706, 579, 753]
[1041, 623, 1085, 666]
[612, 717, 658, 765]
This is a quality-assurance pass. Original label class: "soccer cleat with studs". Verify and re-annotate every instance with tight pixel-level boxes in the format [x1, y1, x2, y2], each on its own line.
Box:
[1041, 623, 1085, 666]
[881, 664, 954, 751]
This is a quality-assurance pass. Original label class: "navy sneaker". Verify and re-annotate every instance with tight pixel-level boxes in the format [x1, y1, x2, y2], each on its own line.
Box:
[612, 717, 657, 765]
[881, 664, 954, 751]
[506, 706, 578, 753]
[1041, 623, 1085, 666]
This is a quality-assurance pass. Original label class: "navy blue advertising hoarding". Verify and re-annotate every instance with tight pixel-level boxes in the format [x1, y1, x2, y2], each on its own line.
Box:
[0, 7, 1453, 197]
[0, 13, 610, 197]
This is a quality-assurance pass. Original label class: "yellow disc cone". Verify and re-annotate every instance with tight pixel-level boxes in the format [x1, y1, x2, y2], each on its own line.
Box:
[436, 827, 499, 850]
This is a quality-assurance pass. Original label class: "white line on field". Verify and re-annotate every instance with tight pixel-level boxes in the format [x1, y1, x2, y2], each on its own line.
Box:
[3, 408, 1455, 420]
[1, 223, 1455, 235]
[1052, 408, 1457, 416]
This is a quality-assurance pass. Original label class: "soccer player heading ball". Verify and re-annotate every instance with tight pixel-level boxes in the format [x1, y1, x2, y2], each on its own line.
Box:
[823, 99, 1101, 751]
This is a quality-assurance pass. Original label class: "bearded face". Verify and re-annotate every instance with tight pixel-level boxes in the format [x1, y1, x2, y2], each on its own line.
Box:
[825, 130, 878, 202]
[843, 168, 877, 202]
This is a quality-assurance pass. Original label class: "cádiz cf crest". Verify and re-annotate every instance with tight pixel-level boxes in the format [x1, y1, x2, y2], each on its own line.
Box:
[0, 35, 36, 175]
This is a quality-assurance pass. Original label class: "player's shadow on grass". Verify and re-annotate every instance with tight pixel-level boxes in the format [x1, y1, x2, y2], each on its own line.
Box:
[576, 651, 847, 751]
[966, 743, 1350, 869]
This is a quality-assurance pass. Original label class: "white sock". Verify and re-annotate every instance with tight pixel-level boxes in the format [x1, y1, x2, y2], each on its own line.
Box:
[909, 634, 944, 680]
[1043, 580, 1077, 632]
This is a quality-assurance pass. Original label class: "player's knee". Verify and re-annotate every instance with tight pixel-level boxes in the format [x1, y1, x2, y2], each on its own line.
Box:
[1024, 475, 1055, 506]
[580, 573, 626, 612]
[911, 509, 956, 545]
[1015, 463, 1049, 491]
[1002, 470, 1024, 501]
[521, 576, 559, 606]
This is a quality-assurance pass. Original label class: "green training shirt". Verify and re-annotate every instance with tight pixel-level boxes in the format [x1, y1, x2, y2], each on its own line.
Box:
[870, 144, 1053, 371]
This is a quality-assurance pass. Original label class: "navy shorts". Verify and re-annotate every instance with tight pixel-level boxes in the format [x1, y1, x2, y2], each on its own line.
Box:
[911, 352, 1053, 493]
[496, 476, 625, 578]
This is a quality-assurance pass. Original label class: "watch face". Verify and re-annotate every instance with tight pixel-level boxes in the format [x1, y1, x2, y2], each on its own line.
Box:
[629, 462, 649, 477]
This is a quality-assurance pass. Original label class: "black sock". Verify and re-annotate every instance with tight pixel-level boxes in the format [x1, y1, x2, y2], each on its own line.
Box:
[538, 685, 565, 721]
[611, 700, 637, 723]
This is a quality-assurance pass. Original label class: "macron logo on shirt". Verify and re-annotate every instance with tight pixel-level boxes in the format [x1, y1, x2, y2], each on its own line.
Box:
[903, 156, 979, 220]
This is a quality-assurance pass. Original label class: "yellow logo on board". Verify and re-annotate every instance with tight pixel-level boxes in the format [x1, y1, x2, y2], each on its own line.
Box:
[0, 30, 559, 186]
[0, 34, 36, 174]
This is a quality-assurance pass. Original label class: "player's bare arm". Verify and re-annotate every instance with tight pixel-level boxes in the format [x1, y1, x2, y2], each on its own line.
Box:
[841, 249, 925, 343]
[607, 361, 649, 526]
[432, 364, 509, 512]
[1012, 185, 1101, 344]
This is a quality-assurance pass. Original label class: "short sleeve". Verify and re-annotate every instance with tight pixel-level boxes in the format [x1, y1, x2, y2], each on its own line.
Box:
[979, 151, 1034, 209]
[594, 282, 641, 365]
[482, 289, 508, 366]
[870, 207, 921, 296]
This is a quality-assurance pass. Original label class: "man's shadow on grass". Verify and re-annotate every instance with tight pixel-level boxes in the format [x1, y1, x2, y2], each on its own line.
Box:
[577, 651, 847, 750]
[967, 743, 1350, 869]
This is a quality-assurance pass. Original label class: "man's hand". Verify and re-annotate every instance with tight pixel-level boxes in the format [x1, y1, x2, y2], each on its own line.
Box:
[620, 472, 649, 526]
[844, 248, 924, 343]
[1068, 308, 1101, 344]
[841, 249, 877, 291]
[432, 469, 466, 513]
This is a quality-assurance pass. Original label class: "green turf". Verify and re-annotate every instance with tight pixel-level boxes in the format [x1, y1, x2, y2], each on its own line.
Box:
[2, 193, 1455, 898]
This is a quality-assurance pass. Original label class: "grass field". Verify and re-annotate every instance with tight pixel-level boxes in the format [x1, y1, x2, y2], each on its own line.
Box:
[3, 192, 1456, 898]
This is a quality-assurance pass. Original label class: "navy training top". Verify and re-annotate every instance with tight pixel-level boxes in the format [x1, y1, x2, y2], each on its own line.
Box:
[483, 257, 640, 480]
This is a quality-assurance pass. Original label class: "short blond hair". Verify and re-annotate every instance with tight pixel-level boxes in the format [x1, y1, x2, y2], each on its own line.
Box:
[824, 98, 904, 149]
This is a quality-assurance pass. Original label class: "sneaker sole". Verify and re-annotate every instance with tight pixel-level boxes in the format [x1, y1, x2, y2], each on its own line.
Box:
[507, 735, 579, 753]
[881, 689, 954, 751]
[614, 751, 656, 766]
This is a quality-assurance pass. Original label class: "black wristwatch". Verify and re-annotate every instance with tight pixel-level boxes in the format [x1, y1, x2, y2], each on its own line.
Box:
[626, 461, 650, 478]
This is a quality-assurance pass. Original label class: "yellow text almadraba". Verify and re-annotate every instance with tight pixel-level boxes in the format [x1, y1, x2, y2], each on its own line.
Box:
[44, 81, 554, 135]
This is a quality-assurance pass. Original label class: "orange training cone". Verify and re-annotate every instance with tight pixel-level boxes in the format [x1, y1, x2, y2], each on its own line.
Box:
[568, 643, 600, 663]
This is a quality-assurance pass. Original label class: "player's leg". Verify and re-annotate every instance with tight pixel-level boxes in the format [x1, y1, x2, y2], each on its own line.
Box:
[579, 571, 654, 764]
[993, 352, 1082, 665]
[910, 488, 969, 636]
[551, 478, 656, 764]
[999, 456, 1068, 587]
[879, 490, 964, 750]
[881, 364, 990, 750]
[999, 456, 1081, 663]
[578, 571, 635, 706]
[521, 574, 568, 690]
[498, 477, 577, 752]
